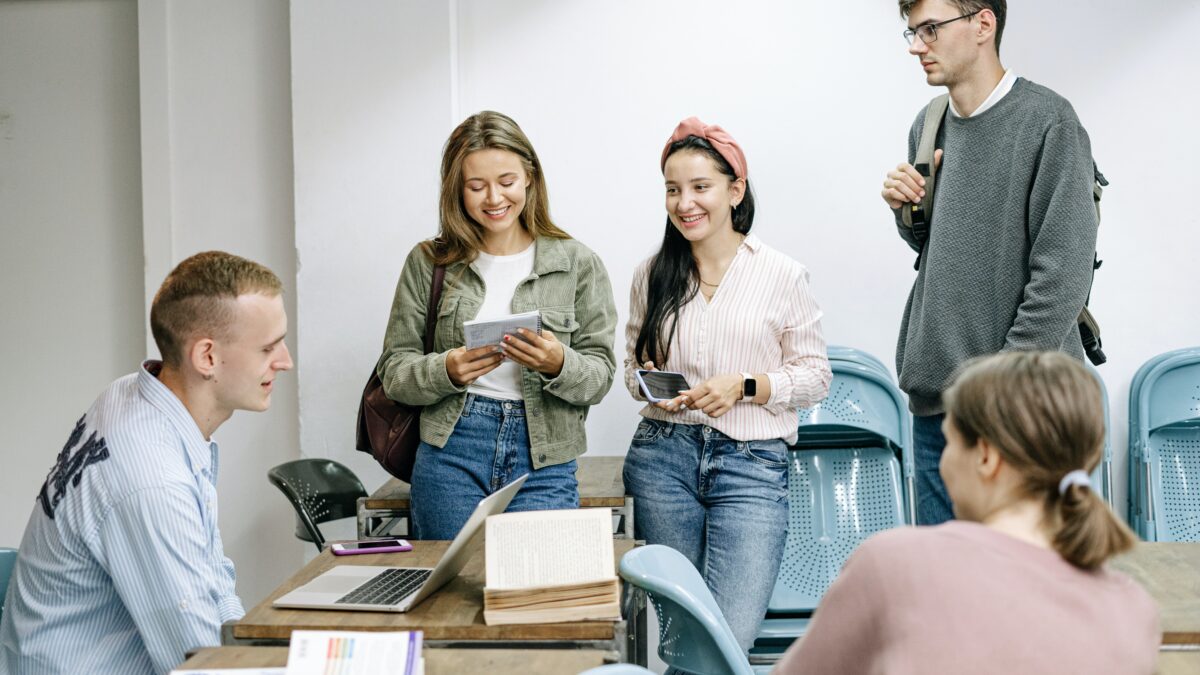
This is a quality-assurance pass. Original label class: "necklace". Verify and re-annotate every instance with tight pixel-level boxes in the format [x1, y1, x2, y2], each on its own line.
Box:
[699, 278, 720, 287]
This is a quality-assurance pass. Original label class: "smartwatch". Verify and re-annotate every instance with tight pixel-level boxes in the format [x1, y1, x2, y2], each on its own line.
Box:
[741, 372, 756, 399]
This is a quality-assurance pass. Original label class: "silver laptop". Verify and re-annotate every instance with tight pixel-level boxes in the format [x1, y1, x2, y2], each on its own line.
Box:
[274, 474, 528, 613]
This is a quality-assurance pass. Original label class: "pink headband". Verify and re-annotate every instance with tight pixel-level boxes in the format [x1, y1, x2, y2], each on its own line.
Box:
[660, 116, 748, 180]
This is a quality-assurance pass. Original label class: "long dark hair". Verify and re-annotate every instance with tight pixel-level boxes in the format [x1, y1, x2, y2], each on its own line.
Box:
[634, 136, 756, 366]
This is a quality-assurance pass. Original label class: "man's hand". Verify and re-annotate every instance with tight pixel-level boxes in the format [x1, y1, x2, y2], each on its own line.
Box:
[881, 149, 943, 209]
[501, 328, 565, 377]
[446, 345, 503, 386]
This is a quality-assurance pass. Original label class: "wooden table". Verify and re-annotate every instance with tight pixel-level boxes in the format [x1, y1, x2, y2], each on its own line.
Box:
[1111, 542, 1200, 648]
[222, 539, 645, 665]
[1157, 651, 1200, 674]
[358, 455, 633, 539]
[178, 646, 612, 673]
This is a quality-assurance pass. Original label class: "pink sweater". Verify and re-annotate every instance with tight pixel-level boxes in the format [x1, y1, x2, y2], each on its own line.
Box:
[774, 522, 1160, 675]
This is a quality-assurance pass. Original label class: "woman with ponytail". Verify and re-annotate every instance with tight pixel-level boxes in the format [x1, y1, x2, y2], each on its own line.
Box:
[622, 117, 831, 653]
[776, 351, 1160, 674]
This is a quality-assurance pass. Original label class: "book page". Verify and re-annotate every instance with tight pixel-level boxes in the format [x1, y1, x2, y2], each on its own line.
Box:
[463, 310, 541, 349]
[485, 508, 615, 590]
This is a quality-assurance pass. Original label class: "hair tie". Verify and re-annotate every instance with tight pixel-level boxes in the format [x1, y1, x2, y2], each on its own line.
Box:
[660, 117, 748, 179]
[1058, 469, 1092, 495]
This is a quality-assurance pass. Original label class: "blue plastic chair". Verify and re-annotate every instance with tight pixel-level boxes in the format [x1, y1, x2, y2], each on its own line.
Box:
[750, 355, 912, 667]
[577, 665, 656, 675]
[1087, 366, 1114, 507]
[1128, 348, 1200, 536]
[619, 544, 754, 675]
[0, 547, 17, 624]
[826, 346, 891, 379]
[1128, 348, 1200, 541]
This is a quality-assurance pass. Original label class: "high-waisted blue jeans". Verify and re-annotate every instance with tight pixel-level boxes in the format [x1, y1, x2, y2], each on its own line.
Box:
[623, 418, 789, 653]
[410, 394, 578, 540]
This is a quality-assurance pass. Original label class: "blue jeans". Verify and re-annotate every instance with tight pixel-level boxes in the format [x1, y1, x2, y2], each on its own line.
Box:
[623, 418, 788, 653]
[410, 394, 579, 540]
[914, 412, 954, 525]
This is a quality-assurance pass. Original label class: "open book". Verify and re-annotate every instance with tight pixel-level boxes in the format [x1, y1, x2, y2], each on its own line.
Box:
[483, 508, 622, 626]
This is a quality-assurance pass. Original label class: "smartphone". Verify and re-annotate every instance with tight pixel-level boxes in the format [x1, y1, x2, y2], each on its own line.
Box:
[635, 369, 691, 403]
[330, 538, 413, 555]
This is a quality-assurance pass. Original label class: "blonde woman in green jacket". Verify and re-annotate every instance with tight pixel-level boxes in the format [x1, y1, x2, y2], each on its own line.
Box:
[377, 111, 618, 539]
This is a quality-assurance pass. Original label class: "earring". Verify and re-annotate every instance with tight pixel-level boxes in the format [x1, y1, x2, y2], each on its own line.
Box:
[203, 373, 214, 381]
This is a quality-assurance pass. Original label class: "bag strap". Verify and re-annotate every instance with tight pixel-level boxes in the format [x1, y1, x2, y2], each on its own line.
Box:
[423, 265, 446, 355]
[901, 94, 950, 261]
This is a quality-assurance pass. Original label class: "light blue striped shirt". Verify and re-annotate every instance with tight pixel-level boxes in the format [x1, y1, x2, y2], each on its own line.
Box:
[0, 361, 243, 674]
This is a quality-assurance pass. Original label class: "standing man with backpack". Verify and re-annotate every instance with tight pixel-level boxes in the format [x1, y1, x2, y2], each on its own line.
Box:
[880, 0, 1101, 525]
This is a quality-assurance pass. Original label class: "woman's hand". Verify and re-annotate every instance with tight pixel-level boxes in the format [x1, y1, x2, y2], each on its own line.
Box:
[640, 361, 688, 413]
[681, 373, 744, 418]
[445, 345, 504, 386]
[501, 329, 565, 377]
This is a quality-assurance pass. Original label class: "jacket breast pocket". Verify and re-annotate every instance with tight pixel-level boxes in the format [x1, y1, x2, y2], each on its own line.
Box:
[540, 308, 579, 348]
[432, 295, 460, 350]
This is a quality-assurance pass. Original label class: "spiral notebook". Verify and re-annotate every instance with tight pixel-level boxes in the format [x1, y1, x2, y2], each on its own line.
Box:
[463, 310, 542, 349]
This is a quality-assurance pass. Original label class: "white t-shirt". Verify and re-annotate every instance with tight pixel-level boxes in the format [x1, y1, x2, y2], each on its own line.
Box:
[466, 242, 536, 401]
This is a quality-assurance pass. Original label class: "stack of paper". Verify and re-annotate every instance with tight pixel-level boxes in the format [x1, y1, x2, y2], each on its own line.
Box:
[483, 508, 621, 626]
[284, 630, 423, 675]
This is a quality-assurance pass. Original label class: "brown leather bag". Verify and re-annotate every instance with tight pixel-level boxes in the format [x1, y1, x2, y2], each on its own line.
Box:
[355, 264, 446, 482]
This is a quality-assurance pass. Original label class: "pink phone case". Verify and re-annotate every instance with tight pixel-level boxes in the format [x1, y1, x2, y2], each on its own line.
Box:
[331, 539, 413, 555]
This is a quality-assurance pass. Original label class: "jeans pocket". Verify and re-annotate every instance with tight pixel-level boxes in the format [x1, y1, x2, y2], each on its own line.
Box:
[631, 418, 664, 443]
[739, 440, 788, 468]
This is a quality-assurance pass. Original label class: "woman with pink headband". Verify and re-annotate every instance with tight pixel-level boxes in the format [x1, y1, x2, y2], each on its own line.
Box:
[622, 117, 832, 652]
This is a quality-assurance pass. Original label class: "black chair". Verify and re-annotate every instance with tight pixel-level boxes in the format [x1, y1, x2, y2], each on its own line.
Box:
[268, 459, 367, 552]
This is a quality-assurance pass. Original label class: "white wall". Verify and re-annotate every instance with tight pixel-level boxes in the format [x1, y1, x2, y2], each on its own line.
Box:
[0, 0, 144, 549]
[137, 0, 305, 604]
[3, 0, 1198, 625]
[292, 0, 1200, 520]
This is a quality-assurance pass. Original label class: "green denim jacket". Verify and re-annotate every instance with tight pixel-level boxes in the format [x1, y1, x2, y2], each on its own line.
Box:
[378, 236, 617, 469]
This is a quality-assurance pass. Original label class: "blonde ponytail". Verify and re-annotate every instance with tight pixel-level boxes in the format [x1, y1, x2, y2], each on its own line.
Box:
[944, 351, 1137, 570]
[1051, 481, 1136, 570]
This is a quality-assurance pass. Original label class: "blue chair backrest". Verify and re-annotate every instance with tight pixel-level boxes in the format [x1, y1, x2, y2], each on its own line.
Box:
[1086, 366, 1113, 506]
[795, 362, 908, 455]
[768, 447, 904, 613]
[1129, 349, 1200, 541]
[826, 346, 891, 379]
[795, 359, 914, 523]
[0, 547, 17, 623]
[618, 545, 752, 675]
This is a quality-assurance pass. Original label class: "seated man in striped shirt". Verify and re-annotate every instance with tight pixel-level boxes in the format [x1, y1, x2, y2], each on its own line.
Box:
[0, 251, 293, 674]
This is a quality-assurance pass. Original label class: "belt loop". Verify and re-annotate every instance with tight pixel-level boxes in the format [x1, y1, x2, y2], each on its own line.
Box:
[462, 393, 475, 417]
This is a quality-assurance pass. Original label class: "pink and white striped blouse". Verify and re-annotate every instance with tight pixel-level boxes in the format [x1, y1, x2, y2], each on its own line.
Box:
[624, 234, 832, 444]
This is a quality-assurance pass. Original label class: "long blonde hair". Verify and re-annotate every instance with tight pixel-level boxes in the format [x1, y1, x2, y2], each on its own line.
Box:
[424, 111, 569, 266]
[943, 351, 1136, 570]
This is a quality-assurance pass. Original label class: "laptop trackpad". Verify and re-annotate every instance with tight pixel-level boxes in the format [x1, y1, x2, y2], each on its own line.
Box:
[308, 566, 388, 593]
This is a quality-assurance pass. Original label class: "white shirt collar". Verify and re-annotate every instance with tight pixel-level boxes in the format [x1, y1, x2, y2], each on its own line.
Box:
[948, 69, 1017, 118]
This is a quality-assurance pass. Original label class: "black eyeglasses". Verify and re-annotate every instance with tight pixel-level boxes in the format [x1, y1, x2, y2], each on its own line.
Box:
[903, 10, 981, 45]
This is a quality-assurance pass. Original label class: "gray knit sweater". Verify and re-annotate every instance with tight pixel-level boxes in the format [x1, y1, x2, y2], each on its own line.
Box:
[894, 78, 1098, 415]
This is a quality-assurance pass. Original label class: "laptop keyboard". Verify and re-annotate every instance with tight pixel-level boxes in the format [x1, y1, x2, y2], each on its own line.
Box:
[335, 568, 433, 606]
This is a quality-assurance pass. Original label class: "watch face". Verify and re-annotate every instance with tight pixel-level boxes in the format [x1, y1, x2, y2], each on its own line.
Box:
[744, 378, 757, 397]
